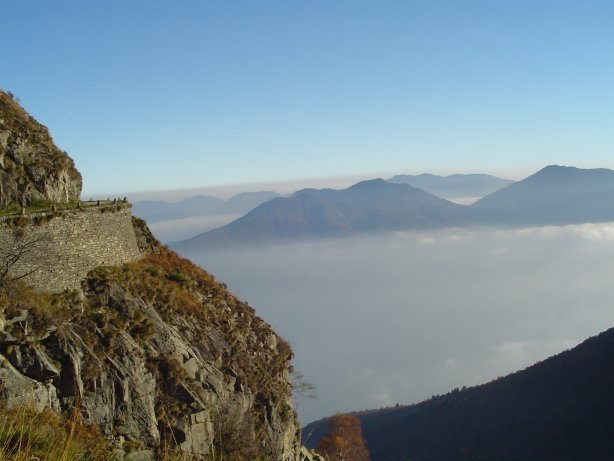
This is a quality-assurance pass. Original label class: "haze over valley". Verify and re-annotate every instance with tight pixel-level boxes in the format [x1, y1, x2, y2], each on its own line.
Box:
[178, 219, 614, 424]
[129, 164, 614, 427]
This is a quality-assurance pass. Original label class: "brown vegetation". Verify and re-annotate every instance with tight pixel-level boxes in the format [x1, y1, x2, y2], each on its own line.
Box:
[0, 244, 297, 459]
[316, 414, 371, 461]
[0, 404, 110, 461]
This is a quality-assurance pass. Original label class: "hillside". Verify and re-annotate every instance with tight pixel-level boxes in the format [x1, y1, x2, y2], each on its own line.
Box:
[472, 165, 614, 225]
[1, 240, 301, 460]
[0, 91, 82, 207]
[176, 179, 475, 250]
[304, 325, 614, 461]
[388, 173, 514, 199]
[0, 90, 306, 460]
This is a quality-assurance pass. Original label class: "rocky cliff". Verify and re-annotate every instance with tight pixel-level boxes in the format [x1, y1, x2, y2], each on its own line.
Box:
[0, 90, 82, 207]
[0, 92, 306, 460]
[0, 229, 301, 460]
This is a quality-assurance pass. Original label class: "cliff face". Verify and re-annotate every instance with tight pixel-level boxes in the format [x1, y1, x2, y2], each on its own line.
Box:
[0, 240, 300, 459]
[0, 93, 303, 460]
[0, 91, 82, 206]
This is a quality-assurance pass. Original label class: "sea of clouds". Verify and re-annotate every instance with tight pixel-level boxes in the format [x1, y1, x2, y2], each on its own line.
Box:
[180, 223, 614, 424]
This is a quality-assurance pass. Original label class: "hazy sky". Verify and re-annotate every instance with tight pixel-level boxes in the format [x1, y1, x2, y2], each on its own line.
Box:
[183, 224, 614, 423]
[2, 1, 614, 197]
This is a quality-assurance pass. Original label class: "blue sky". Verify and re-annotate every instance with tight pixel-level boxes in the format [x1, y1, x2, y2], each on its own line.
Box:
[2, 1, 614, 197]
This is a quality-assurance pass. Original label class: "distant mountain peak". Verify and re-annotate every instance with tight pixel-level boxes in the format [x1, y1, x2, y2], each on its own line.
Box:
[350, 178, 388, 187]
[534, 164, 576, 175]
[472, 165, 614, 225]
[533, 164, 612, 178]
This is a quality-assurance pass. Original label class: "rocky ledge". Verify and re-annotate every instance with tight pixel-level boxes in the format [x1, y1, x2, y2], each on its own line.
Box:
[0, 90, 82, 207]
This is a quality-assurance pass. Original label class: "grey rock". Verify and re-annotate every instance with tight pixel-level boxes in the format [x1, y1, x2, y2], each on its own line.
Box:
[0, 279, 301, 459]
[0, 91, 82, 207]
[0, 356, 60, 413]
[7, 344, 60, 380]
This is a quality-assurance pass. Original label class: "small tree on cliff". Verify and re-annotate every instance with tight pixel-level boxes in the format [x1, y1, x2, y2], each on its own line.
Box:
[316, 413, 371, 461]
[0, 228, 49, 291]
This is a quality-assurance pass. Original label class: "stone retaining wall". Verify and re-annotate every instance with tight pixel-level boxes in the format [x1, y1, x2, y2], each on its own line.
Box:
[0, 204, 141, 292]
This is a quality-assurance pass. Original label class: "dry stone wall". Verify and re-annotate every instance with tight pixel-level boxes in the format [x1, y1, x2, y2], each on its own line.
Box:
[0, 204, 141, 292]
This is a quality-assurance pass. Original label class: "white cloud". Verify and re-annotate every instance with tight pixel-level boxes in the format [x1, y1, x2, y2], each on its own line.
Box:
[184, 225, 614, 423]
[569, 222, 614, 242]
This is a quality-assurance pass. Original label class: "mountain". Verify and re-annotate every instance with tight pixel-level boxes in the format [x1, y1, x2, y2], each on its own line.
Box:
[472, 165, 614, 226]
[135, 194, 224, 221]
[175, 179, 475, 250]
[304, 325, 614, 461]
[295, 179, 475, 230]
[171, 166, 614, 249]
[177, 193, 356, 249]
[132, 191, 280, 222]
[130, 199, 174, 219]
[388, 173, 514, 199]
[222, 191, 281, 214]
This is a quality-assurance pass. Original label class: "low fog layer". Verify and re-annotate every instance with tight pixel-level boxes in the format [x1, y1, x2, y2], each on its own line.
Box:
[181, 224, 614, 424]
[148, 214, 240, 242]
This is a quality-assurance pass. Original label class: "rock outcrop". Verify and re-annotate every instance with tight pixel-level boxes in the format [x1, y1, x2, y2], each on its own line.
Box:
[0, 245, 301, 459]
[0, 90, 82, 206]
[0, 91, 304, 460]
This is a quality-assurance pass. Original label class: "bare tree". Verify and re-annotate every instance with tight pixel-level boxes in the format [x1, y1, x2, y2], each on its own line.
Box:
[0, 228, 50, 290]
[292, 369, 317, 400]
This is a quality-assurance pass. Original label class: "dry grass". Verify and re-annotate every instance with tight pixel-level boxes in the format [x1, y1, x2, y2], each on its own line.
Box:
[0, 404, 111, 461]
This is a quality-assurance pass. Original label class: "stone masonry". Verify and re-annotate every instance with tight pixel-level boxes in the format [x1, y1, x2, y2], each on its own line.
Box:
[0, 203, 141, 292]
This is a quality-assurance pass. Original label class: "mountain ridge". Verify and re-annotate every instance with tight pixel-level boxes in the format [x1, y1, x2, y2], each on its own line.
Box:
[132, 191, 280, 223]
[304, 324, 614, 461]
[175, 179, 475, 251]
[471, 164, 614, 226]
[176, 165, 614, 250]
